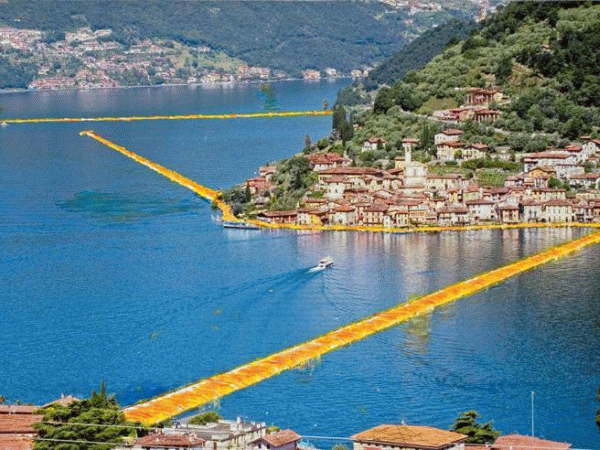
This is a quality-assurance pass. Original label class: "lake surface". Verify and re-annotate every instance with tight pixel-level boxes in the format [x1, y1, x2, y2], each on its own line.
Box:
[1, 81, 599, 448]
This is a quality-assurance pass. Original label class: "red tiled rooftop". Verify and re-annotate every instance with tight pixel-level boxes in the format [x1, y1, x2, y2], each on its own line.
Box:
[135, 433, 205, 448]
[492, 434, 571, 450]
[0, 436, 34, 450]
[352, 425, 466, 449]
[441, 128, 463, 136]
[0, 415, 42, 434]
[0, 407, 39, 416]
[253, 429, 302, 448]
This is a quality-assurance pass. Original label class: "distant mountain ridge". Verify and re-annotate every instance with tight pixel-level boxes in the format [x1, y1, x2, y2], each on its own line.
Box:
[0, 0, 475, 76]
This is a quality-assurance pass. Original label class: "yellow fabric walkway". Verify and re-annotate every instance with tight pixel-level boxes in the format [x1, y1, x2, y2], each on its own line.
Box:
[3, 110, 331, 124]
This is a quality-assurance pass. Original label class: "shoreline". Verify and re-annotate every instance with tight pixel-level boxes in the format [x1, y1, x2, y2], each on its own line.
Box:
[0, 75, 355, 96]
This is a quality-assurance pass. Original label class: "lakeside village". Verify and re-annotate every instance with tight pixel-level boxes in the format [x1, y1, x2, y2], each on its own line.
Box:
[0, 26, 368, 90]
[1, 397, 575, 450]
[225, 88, 600, 228]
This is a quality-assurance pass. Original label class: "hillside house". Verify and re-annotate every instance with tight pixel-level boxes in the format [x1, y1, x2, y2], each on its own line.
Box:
[362, 138, 386, 152]
[523, 152, 576, 172]
[568, 172, 600, 190]
[465, 87, 501, 106]
[472, 108, 500, 123]
[434, 129, 463, 146]
[462, 143, 488, 160]
[436, 141, 464, 161]
[307, 153, 351, 171]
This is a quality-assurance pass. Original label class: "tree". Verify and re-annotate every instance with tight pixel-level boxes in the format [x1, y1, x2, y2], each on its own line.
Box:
[0, 395, 5, 404]
[304, 134, 312, 152]
[450, 410, 500, 444]
[34, 383, 144, 450]
[189, 411, 221, 426]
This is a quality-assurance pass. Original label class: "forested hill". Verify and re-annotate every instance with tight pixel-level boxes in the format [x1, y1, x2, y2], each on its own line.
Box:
[364, 18, 476, 91]
[353, 1, 600, 140]
[0, 0, 472, 75]
[337, 17, 475, 105]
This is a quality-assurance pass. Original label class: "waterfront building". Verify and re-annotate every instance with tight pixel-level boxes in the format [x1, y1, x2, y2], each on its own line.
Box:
[250, 429, 301, 450]
[176, 417, 267, 450]
[134, 433, 206, 450]
[351, 424, 467, 450]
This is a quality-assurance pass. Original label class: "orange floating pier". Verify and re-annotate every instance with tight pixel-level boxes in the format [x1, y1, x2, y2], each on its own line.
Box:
[122, 230, 600, 425]
[5, 110, 331, 124]
[80, 130, 236, 221]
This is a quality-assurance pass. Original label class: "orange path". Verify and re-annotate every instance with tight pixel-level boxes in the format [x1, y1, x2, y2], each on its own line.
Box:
[4, 110, 331, 124]
[121, 230, 600, 424]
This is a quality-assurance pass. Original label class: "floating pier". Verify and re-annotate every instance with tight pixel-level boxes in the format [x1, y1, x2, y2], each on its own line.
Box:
[80, 130, 236, 221]
[4, 110, 331, 124]
[122, 229, 600, 425]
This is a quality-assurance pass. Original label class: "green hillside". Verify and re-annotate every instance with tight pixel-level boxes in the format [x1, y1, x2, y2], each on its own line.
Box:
[370, 1, 600, 140]
[337, 18, 475, 106]
[0, 0, 471, 76]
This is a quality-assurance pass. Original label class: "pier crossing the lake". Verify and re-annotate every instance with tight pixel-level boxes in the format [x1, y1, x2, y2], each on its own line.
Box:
[3, 110, 331, 124]
[121, 230, 600, 425]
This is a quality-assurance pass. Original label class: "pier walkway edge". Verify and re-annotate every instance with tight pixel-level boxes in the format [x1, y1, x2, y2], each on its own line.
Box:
[81, 130, 600, 425]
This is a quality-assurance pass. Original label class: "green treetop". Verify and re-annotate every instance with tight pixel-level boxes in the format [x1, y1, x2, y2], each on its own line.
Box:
[450, 410, 500, 444]
[34, 382, 145, 450]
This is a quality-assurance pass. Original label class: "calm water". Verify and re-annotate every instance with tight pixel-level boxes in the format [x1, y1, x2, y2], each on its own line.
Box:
[1, 81, 599, 448]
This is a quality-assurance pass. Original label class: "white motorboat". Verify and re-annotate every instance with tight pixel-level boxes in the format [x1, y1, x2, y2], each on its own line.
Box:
[317, 256, 334, 269]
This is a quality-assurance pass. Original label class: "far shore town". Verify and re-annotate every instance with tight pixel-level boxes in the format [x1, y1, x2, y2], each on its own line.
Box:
[237, 132, 600, 228]
[0, 25, 367, 91]
[1, 400, 574, 450]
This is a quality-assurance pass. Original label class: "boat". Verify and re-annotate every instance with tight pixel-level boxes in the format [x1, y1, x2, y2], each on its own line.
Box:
[1, 122, 8, 128]
[222, 220, 260, 230]
[317, 256, 334, 269]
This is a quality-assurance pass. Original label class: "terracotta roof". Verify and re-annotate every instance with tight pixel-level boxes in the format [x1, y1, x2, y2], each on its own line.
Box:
[524, 152, 572, 160]
[135, 433, 205, 448]
[253, 429, 302, 448]
[0, 407, 39, 416]
[364, 204, 388, 213]
[0, 415, 42, 434]
[319, 167, 382, 176]
[493, 435, 571, 450]
[0, 436, 34, 450]
[466, 199, 494, 205]
[352, 425, 466, 449]
[403, 138, 420, 144]
[258, 210, 297, 218]
[437, 141, 464, 148]
[544, 199, 572, 207]
[441, 129, 463, 136]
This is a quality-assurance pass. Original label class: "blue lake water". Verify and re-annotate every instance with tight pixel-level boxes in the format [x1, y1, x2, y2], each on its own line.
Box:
[0, 81, 599, 447]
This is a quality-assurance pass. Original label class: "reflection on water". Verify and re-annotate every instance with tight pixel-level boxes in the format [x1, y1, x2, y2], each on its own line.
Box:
[58, 191, 201, 223]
